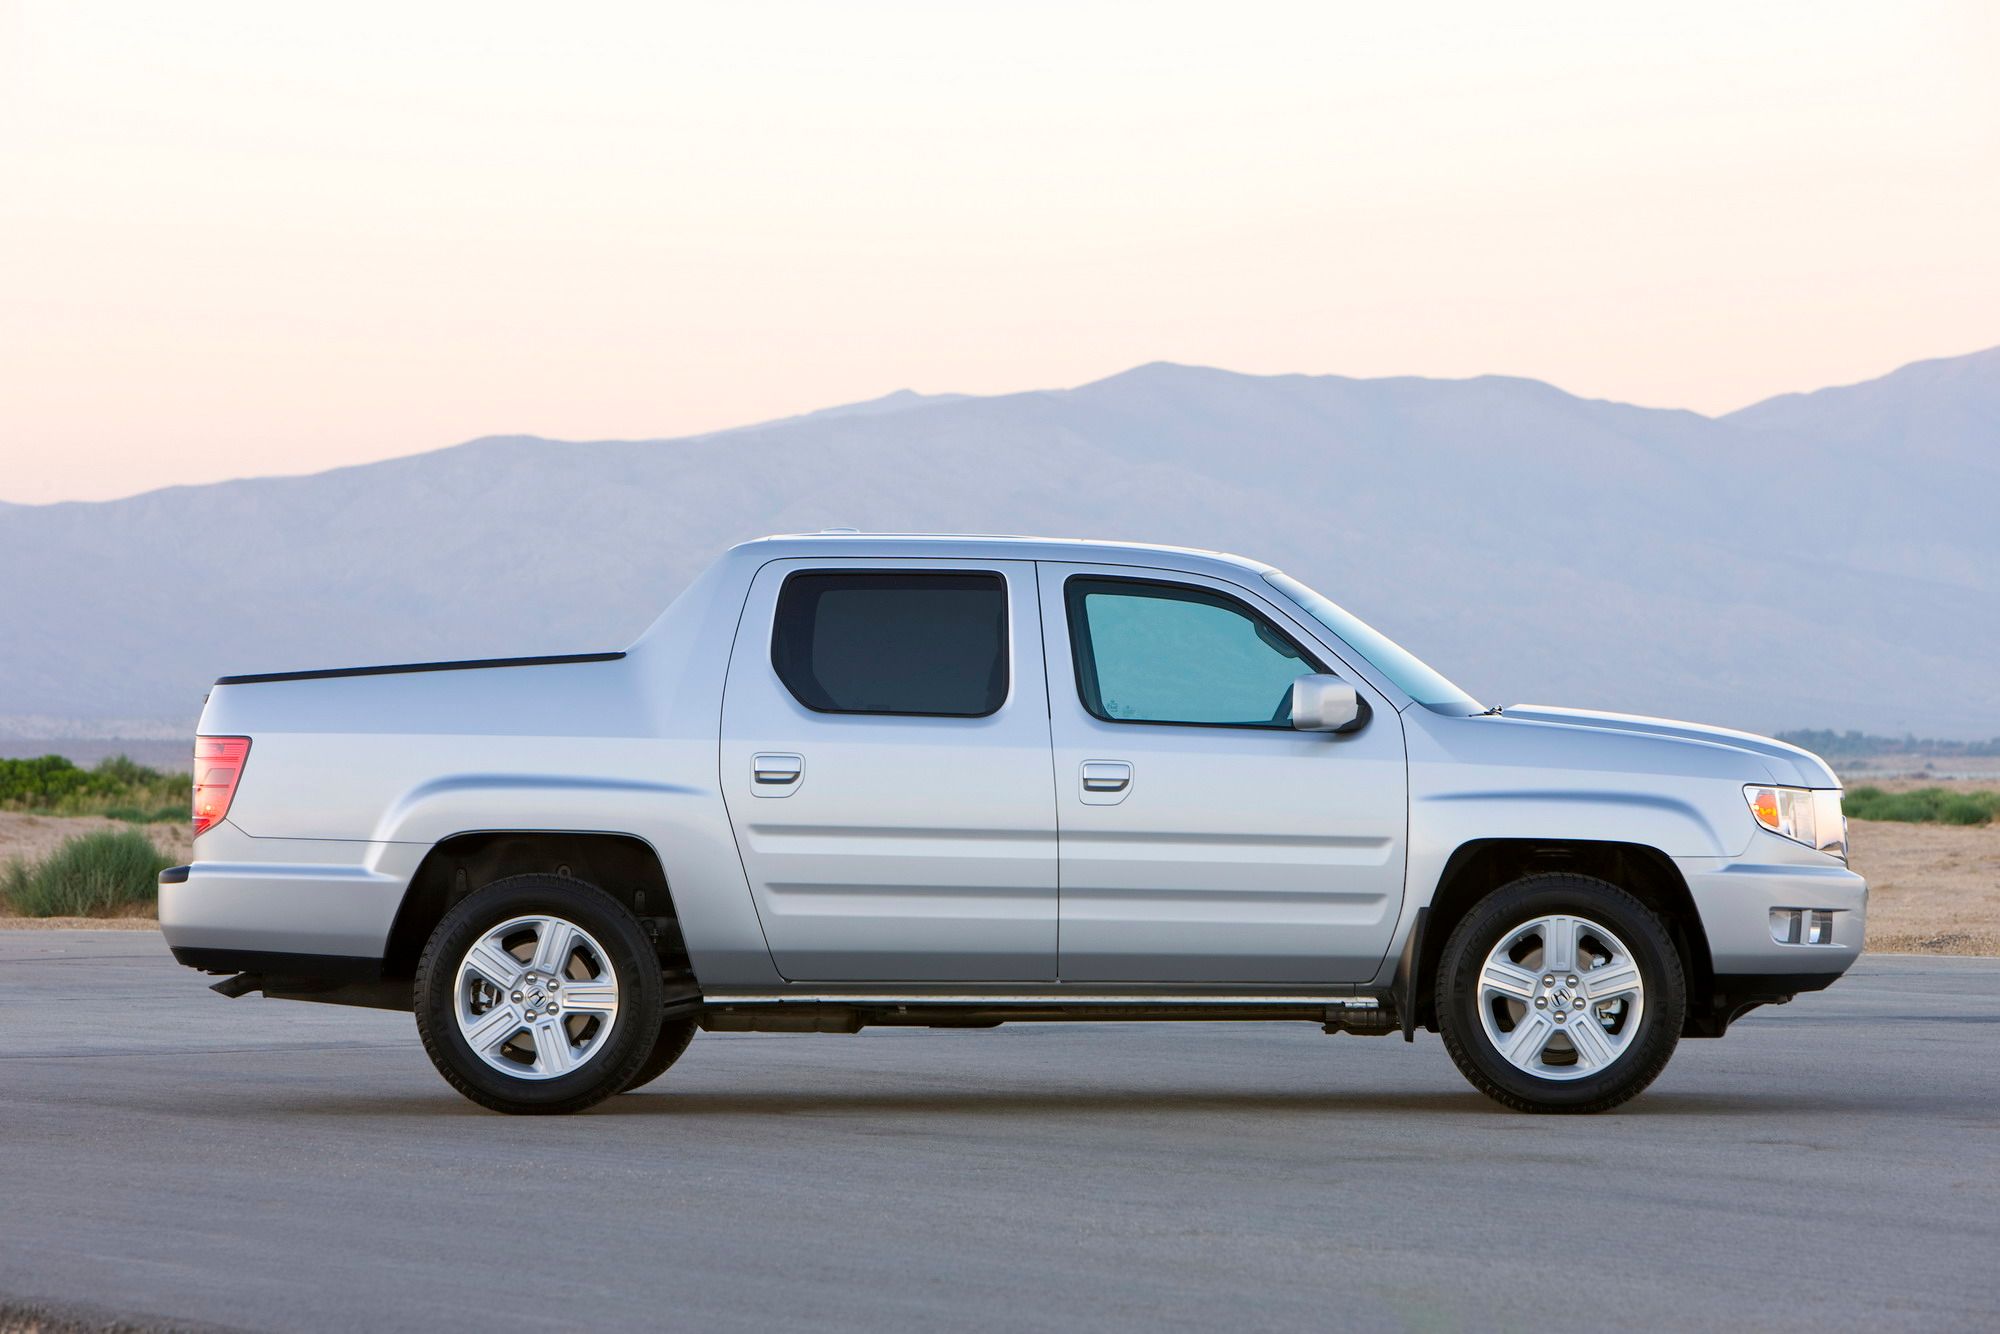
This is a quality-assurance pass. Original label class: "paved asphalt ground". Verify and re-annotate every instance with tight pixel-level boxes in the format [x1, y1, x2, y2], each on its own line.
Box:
[2, 933, 1996, 1333]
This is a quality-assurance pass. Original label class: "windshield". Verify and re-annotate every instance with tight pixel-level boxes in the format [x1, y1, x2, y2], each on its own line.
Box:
[1263, 571, 1483, 714]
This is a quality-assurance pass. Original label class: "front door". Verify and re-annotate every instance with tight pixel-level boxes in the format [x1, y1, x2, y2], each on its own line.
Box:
[1038, 564, 1408, 983]
[720, 558, 1058, 981]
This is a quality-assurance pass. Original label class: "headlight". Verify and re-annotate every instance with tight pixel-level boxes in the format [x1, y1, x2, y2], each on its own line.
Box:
[1744, 785, 1847, 862]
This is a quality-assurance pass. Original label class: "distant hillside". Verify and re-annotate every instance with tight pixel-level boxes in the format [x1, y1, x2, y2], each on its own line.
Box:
[1776, 731, 2000, 762]
[3, 349, 1997, 737]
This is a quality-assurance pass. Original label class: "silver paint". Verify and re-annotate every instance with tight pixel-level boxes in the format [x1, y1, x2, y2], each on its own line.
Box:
[160, 533, 1866, 1014]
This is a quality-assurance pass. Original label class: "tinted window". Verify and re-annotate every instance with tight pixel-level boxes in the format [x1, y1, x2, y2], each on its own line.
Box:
[773, 571, 1008, 717]
[1066, 578, 1313, 728]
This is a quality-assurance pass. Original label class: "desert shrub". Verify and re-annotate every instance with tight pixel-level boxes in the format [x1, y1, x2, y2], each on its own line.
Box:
[0, 754, 186, 819]
[1, 830, 174, 917]
[1844, 786, 2000, 826]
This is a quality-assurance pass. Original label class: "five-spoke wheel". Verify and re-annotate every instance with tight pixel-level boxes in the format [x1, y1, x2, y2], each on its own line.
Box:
[415, 875, 666, 1114]
[1438, 874, 1684, 1113]
[1475, 913, 1646, 1081]
[454, 915, 623, 1080]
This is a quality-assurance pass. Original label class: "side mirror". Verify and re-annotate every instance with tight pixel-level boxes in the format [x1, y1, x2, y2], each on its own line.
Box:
[1291, 674, 1364, 732]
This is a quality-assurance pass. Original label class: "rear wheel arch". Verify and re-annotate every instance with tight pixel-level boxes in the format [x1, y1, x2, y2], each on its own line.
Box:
[1413, 839, 1713, 1036]
[384, 831, 690, 981]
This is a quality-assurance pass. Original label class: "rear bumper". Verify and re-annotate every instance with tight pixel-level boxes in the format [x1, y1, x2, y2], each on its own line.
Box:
[165, 938, 408, 1010]
[160, 858, 404, 1007]
[157, 853, 407, 961]
[168, 941, 381, 982]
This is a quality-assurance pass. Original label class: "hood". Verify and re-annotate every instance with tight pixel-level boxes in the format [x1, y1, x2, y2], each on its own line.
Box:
[1498, 705, 1840, 788]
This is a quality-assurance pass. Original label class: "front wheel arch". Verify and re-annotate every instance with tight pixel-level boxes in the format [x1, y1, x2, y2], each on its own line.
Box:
[1413, 839, 1712, 1036]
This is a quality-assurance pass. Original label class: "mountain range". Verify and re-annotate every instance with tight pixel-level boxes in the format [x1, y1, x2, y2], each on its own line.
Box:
[4, 347, 1996, 739]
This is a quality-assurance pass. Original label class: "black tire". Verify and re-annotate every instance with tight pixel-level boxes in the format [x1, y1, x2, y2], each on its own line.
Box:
[414, 874, 664, 1115]
[618, 1016, 698, 1093]
[1436, 873, 1685, 1114]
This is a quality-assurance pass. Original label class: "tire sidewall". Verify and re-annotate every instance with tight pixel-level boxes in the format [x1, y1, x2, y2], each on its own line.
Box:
[416, 875, 664, 1112]
[620, 1016, 698, 1094]
[1439, 877, 1684, 1111]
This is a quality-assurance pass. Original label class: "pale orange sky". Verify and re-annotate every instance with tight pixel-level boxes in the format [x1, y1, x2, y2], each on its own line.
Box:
[2, 1, 1996, 503]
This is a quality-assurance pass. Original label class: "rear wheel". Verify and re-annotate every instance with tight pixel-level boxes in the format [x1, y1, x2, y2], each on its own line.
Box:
[414, 874, 664, 1114]
[1436, 873, 1685, 1113]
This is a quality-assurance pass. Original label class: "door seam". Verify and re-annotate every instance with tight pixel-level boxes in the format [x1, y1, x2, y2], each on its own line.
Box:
[1031, 560, 1065, 978]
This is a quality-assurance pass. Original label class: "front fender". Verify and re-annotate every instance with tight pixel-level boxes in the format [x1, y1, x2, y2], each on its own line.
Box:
[1415, 787, 1735, 860]
[1369, 708, 1765, 988]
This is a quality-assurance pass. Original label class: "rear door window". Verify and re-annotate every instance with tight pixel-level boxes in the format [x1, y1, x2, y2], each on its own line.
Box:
[772, 571, 1008, 717]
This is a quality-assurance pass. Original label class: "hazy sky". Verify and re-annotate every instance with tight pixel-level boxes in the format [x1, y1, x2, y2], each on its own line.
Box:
[2, 1, 1995, 503]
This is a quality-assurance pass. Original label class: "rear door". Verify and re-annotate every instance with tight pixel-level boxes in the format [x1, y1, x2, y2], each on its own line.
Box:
[1038, 563, 1407, 983]
[720, 558, 1058, 981]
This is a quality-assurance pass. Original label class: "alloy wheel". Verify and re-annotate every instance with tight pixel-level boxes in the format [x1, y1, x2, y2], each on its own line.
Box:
[1476, 913, 1646, 1081]
[453, 914, 621, 1080]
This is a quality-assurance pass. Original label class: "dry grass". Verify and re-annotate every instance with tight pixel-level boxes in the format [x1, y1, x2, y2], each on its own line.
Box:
[1847, 817, 2000, 955]
[0, 812, 191, 865]
[0, 913, 161, 930]
[1825, 775, 2000, 954]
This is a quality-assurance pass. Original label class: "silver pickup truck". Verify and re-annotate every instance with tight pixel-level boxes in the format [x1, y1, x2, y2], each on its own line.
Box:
[162, 534, 1865, 1115]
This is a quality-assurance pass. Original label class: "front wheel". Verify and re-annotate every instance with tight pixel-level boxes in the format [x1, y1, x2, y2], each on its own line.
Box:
[414, 875, 665, 1114]
[1436, 874, 1685, 1113]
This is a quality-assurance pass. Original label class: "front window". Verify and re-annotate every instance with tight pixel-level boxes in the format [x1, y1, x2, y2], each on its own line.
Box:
[1066, 577, 1317, 728]
[1263, 571, 1482, 714]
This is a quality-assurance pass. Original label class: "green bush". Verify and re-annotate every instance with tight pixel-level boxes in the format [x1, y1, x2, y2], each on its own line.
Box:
[1, 830, 174, 917]
[0, 754, 186, 819]
[1845, 785, 2000, 826]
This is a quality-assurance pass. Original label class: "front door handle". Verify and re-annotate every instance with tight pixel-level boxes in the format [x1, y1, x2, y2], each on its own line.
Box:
[1080, 759, 1132, 804]
[752, 753, 804, 795]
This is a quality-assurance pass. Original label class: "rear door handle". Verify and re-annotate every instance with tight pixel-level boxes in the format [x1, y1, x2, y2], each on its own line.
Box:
[752, 753, 804, 795]
[1080, 760, 1132, 804]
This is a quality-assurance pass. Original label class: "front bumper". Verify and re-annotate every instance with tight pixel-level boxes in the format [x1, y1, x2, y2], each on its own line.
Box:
[1669, 844, 1864, 1036]
[1681, 852, 1868, 979]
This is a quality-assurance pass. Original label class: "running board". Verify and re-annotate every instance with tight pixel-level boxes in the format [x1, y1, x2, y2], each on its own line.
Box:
[695, 992, 1398, 1035]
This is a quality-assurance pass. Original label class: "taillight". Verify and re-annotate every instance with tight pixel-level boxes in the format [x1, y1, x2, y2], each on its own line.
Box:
[193, 735, 250, 836]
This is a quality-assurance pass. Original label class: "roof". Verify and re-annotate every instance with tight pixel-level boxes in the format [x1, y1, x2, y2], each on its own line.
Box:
[734, 532, 1278, 579]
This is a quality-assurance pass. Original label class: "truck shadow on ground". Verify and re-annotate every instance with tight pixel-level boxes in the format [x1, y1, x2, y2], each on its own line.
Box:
[258, 1084, 1870, 1121]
